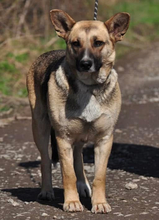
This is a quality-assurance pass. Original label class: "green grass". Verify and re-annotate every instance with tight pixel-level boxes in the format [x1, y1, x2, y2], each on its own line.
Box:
[15, 53, 29, 63]
[0, 61, 17, 73]
[0, 60, 21, 96]
[54, 38, 66, 50]
[0, 105, 11, 112]
[6, 52, 29, 63]
[0, 61, 17, 95]
[17, 87, 28, 97]
[103, 0, 159, 41]
[0, 50, 31, 97]
[0, 77, 12, 95]
[116, 0, 159, 26]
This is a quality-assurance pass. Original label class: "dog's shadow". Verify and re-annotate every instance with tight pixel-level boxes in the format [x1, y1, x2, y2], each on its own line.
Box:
[2, 143, 159, 210]
[2, 187, 91, 211]
[2, 187, 64, 210]
[84, 143, 159, 178]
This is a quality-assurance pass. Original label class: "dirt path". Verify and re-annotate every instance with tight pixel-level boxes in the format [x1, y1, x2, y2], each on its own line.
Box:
[1, 43, 159, 220]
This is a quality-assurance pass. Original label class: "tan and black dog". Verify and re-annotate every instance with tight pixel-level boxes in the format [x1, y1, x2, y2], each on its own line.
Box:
[27, 9, 130, 214]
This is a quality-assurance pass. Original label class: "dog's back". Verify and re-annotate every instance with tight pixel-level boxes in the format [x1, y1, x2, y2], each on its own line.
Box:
[27, 50, 65, 108]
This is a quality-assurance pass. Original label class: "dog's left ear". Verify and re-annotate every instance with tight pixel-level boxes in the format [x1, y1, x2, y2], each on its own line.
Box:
[105, 13, 130, 42]
[50, 9, 75, 40]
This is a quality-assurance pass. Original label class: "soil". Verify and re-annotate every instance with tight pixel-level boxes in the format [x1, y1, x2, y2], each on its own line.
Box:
[1, 42, 159, 220]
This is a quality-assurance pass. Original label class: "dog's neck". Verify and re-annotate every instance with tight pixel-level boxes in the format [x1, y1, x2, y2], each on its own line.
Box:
[63, 60, 118, 101]
[64, 59, 114, 87]
[55, 60, 118, 106]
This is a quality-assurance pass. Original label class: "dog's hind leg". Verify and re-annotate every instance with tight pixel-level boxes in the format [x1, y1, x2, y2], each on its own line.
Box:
[74, 144, 91, 197]
[32, 111, 54, 201]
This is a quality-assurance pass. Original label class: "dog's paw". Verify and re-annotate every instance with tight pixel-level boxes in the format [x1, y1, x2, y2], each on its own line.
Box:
[63, 201, 84, 212]
[37, 190, 55, 201]
[91, 202, 111, 214]
[77, 181, 91, 197]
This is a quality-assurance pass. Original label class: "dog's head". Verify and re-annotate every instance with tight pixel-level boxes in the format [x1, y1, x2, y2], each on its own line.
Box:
[50, 9, 130, 85]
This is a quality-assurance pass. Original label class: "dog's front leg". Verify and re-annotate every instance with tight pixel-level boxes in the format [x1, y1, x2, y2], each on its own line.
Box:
[56, 136, 83, 212]
[91, 135, 113, 214]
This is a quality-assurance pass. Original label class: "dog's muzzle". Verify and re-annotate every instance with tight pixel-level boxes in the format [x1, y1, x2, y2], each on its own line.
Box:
[79, 59, 93, 72]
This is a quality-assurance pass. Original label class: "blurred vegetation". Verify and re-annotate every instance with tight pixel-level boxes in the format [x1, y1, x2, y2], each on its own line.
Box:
[0, 0, 159, 101]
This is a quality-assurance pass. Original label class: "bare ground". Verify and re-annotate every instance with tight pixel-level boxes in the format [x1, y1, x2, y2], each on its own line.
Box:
[0, 42, 159, 220]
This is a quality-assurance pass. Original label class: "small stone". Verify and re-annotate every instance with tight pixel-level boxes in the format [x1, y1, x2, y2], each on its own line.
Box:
[125, 214, 133, 217]
[7, 198, 20, 207]
[125, 182, 138, 190]
[140, 212, 149, 215]
[37, 170, 41, 177]
[149, 177, 155, 180]
[113, 212, 123, 216]
[53, 216, 57, 219]
[71, 214, 75, 216]
[140, 176, 148, 180]
[152, 206, 158, 209]
[37, 156, 41, 160]
[41, 213, 49, 217]
[117, 213, 124, 216]
[123, 200, 127, 203]
[140, 186, 149, 190]
[132, 179, 140, 182]
[117, 66, 125, 72]
[115, 129, 122, 133]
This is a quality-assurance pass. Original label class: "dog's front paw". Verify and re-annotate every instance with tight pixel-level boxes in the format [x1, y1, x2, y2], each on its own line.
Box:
[63, 201, 83, 212]
[77, 181, 91, 197]
[91, 202, 111, 214]
[37, 190, 55, 201]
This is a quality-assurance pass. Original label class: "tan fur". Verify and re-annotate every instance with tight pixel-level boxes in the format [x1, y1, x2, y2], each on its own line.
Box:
[27, 9, 130, 213]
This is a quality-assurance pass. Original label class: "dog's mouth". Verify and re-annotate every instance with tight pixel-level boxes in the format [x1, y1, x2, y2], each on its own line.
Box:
[76, 69, 108, 86]
[76, 71, 97, 85]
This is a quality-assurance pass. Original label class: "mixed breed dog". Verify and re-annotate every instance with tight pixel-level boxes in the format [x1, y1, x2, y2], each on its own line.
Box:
[27, 9, 130, 214]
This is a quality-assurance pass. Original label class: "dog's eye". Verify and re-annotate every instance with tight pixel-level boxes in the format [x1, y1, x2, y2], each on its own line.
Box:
[94, 41, 104, 47]
[72, 41, 80, 47]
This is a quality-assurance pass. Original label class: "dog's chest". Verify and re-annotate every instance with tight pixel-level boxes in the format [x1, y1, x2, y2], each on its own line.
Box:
[79, 96, 101, 122]
[66, 90, 102, 122]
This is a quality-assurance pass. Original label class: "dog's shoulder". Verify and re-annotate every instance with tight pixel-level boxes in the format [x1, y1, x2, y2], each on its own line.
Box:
[41, 51, 65, 89]
[27, 50, 66, 105]
[28, 50, 66, 84]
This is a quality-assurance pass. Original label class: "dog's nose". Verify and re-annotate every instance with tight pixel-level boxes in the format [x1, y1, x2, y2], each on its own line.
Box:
[79, 59, 92, 71]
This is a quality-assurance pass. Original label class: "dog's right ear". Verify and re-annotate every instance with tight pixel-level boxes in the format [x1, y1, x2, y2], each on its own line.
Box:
[50, 9, 75, 40]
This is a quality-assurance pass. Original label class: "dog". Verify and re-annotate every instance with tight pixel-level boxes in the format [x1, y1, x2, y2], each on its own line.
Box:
[26, 9, 130, 214]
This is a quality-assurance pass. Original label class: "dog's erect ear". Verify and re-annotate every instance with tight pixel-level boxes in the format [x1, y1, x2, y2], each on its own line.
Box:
[50, 9, 75, 40]
[105, 13, 130, 42]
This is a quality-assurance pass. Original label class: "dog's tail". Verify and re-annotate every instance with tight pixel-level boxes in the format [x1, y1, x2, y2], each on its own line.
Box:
[51, 128, 59, 166]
